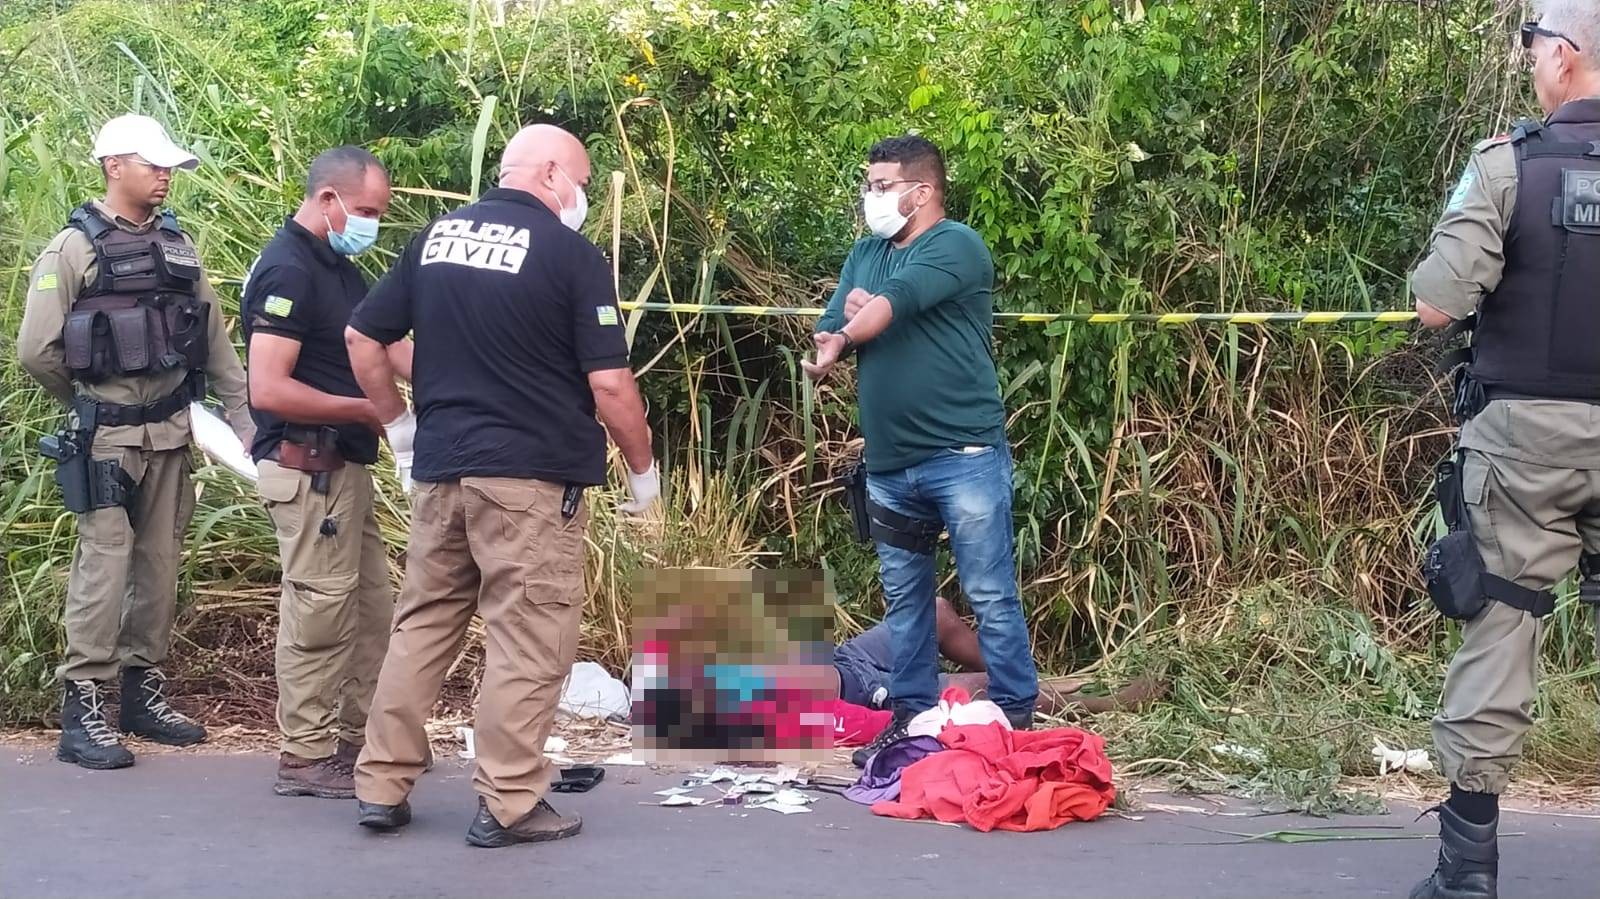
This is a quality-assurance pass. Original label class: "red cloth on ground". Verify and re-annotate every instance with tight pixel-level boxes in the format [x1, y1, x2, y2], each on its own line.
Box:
[831, 700, 892, 746]
[870, 722, 1116, 831]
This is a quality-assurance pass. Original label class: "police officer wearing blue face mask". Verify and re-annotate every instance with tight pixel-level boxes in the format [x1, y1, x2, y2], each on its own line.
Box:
[241, 145, 420, 800]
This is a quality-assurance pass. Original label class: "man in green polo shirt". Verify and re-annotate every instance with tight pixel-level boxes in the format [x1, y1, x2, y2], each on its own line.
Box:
[805, 134, 1039, 767]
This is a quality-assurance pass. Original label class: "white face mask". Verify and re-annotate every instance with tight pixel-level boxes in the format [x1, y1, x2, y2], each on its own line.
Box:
[556, 165, 588, 231]
[862, 188, 920, 239]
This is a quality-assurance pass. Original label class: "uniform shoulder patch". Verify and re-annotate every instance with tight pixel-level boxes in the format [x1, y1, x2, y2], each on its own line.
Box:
[1446, 165, 1478, 212]
[263, 295, 295, 318]
[596, 305, 619, 326]
[34, 272, 59, 293]
[1472, 132, 1511, 152]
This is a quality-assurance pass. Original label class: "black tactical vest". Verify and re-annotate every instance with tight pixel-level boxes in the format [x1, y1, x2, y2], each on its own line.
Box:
[62, 203, 209, 383]
[1469, 100, 1600, 401]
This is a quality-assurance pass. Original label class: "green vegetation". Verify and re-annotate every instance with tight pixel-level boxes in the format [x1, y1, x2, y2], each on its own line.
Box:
[2, 0, 1593, 810]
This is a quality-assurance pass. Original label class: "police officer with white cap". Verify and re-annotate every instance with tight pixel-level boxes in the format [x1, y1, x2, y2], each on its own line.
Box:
[18, 113, 254, 770]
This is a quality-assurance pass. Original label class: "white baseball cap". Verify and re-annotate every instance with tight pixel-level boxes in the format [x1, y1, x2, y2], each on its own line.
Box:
[90, 114, 199, 170]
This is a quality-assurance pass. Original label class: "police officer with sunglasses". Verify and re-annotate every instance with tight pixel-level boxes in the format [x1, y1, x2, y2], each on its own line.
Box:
[1408, 5, 1600, 896]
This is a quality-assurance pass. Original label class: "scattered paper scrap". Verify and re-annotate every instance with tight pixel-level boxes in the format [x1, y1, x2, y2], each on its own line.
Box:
[654, 787, 693, 797]
[770, 789, 814, 807]
[751, 802, 813, 815]
[456, 726, 476, 759]
[602, 752, 646, 766]
[659, 794, 709, 807]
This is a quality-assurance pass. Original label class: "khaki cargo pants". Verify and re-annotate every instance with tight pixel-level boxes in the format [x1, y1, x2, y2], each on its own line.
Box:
[59, 446, 196, 682]
[355, 478, 586, 827]
[1432, 448, 1600, 794]
[258, 460, 394, 759]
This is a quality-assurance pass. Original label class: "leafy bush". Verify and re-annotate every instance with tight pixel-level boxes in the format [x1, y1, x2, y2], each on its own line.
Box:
[2, 0, 1592, 802]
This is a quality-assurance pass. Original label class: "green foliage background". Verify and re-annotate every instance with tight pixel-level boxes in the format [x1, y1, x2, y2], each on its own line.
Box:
[2, 0, 1593, 807]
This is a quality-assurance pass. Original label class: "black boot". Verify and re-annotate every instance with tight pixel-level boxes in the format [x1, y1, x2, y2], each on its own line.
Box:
[357, 799, 413, 830]
[1410, 803, 1498, 899]
[57, 680, 135, 770]
[119, 667, 206, 746]
[851, 708, 914, 768]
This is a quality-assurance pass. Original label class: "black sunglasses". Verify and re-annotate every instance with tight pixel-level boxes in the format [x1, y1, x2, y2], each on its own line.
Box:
[1521, 21, 1582, 52]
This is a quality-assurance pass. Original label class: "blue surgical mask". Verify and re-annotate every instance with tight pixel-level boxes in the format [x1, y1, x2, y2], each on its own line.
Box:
[325, 192, 379, 256]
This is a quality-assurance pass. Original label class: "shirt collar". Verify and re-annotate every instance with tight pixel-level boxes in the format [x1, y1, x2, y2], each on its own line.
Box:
[1547, 97, 1600, 125]
[481, 187, 556, 217]
[283, 216, 342, 268]
[91, 200, 158, 233]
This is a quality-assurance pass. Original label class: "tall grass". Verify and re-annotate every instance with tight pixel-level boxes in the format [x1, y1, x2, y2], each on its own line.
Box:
[1, 0, 1594, 807]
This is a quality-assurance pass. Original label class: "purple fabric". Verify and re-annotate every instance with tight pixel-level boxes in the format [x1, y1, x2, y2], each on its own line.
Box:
[845, 735, 945, 805]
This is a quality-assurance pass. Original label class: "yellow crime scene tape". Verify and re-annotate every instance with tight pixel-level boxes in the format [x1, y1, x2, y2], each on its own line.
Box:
[617, 301, 1418, 325]
[202, 276, 1414, 325]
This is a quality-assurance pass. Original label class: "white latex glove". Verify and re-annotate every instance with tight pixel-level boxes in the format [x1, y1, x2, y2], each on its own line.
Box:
[394, 450, 414, 494]
[618, 461, 660, 514]
[384, 410, 417, 493]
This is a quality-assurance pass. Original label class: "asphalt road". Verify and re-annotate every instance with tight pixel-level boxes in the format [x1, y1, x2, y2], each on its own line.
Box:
[1, 747, 1595, 898]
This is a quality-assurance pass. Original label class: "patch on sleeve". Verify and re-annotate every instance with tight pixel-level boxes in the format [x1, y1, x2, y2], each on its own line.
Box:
[1446, 166, 1477, 212]
[1472, 133, 1511, 152]
[596, 305, 619, 326]
[263, 295, 295, 318]
[34, 272, 58, 292]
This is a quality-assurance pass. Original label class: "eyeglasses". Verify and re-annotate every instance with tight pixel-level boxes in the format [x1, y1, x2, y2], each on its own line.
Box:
[860, 179, 926, 198]
[1521, 21, 1581, 52]
[118, 155, 174, 175]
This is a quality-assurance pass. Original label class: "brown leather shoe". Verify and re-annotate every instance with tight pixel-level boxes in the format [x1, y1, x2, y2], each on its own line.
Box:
[274, 753, 355, 799]
[337, 738, 433, 771]
[464, 797, 582, 848]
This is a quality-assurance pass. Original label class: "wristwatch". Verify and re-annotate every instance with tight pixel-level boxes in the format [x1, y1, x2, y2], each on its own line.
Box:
[838, 331, 857, 355]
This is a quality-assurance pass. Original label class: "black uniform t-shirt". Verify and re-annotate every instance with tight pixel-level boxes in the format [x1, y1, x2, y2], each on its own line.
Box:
[347, 188, 629, 485]
[242, 218, 380, 464]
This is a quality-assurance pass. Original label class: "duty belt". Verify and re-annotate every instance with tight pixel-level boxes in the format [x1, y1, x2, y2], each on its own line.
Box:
[89, 381, 195, 427]
[1483, 388, 1600, 407]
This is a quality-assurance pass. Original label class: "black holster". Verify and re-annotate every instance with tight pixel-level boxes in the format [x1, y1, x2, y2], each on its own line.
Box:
[837, 460, 942, 555]
[1580, 554, 1600, 610]
[1450, 367, 1488, 424]
[37, 396, 137, 515]
[1422, 450, 1555, 619]
[842, 462, 872, 544]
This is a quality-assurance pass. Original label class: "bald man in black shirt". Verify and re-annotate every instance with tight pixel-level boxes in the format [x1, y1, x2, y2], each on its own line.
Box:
[345, 124, 656, 848]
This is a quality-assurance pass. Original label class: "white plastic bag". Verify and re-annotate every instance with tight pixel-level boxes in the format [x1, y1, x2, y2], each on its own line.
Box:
[558, 661, 631, 720]
[1372, 739, 1433, 775]
[907, 686, 1011, 738]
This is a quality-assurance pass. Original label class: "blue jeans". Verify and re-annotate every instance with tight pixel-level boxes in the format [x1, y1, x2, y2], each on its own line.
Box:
[867, 443, 1038, 717]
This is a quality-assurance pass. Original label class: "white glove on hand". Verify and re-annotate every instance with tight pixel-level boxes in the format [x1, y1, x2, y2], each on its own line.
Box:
[394, 449, 415, 494]
[384, 410, 417, 493]
[618, 461, 661, 514]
